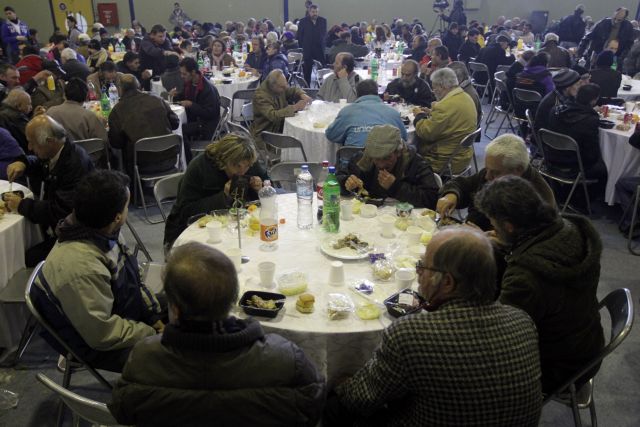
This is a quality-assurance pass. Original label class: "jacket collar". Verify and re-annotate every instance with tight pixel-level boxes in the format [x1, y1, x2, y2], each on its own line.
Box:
[161, 317, 265, 353]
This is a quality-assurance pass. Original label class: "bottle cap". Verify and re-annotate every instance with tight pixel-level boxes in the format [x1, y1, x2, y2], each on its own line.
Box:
[322, 160, 329, 167]
[328, 166, 336, 173]
[301, 164, 308, 170]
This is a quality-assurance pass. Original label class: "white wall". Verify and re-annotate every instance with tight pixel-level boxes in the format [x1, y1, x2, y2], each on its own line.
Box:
[17, 0, 640, 43]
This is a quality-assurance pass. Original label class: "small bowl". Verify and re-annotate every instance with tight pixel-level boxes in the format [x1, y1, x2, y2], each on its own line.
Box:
[360, 204, 378, 218]
[239, 290, 285, 318]
[598, 119, 615, 129]
[384, 288, 425, 318]
[222, 79, 233, 84]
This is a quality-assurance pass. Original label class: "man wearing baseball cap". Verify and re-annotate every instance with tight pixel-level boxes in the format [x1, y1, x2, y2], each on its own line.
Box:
[534, 68, 583, 134]
[336, 124, 440, 208]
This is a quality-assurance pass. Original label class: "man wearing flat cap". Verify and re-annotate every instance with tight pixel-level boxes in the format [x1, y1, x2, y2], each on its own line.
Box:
[336, 124, 440, 208]
[534, 68, 584, 134]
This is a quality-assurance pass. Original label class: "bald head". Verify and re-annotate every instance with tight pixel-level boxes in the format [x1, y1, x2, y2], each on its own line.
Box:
[3, 89, 31, 114]
[163, 242, 239, 322]
[26, 114, 67, 159]
[118, 73, 139, 95]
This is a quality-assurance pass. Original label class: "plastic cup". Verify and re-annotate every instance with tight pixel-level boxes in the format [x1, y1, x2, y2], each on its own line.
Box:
[328, 261, 345, 286]
[360, 204, 378, 218]
[341, 200, 353, 220]
[224, 247, 242, 271]
[206, 221, 223, 243]
[258, 261, 276, 288]
[395, 268, 416, 291]
[406, 226, 423, 244]
[378, 214, 396, 238]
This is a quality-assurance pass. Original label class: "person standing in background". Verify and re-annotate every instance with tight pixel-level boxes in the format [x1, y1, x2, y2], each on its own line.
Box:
[168, 2, 190, 27]
[297, 4, 327, 85]
[1, 6, 29, 63]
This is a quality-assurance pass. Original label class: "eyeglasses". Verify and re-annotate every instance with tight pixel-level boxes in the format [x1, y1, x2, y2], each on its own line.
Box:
[415, 259, 446, 275]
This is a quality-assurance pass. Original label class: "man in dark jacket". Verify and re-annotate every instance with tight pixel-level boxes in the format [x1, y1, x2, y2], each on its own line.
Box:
[297, 4, 327, 84]
[327, 31, 369, 64]
[439, 0, 467, 26]
[476, 176, 605, 394]
[457, 28, 481, 63]
[337, 124, 440, 209]
[117, 51, 152, 91]
[383, 59, 434, 107]
[442, 23, 463, 63]
[578, 7, 635, 65]
[557, 4, 587, 48]
[108, 74, 180, 187]
[171, 57, 220, 162]
[139, 24, 179, 76]
[60, 47, 91, 82]
[476, 35, 515, 85]
[109, 242, 326, 426]
[534, 68, 583, 134]
[437, 134, 556, 230]
[4, 114, 94, 265]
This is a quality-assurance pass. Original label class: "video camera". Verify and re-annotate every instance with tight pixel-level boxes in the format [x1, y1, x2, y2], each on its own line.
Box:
[433, 0, 450, 11]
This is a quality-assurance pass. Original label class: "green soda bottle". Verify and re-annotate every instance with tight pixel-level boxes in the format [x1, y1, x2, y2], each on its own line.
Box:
[322, 166, 340, 233]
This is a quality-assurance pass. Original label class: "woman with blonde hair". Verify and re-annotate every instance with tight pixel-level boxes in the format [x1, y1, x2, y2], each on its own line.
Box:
[164, 133, 269, 248]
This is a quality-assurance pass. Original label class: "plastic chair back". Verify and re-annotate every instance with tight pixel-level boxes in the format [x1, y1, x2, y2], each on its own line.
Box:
[262, 131, 308, 162]
[219, 95, 232, 110]
[36, 373, 120, 426]
[226, 121, 251, 137]
[336, 146, 364, 168]
[269, 162, 323, 191]
[496, 64, 511, 73]
[231, 89, 256, 122]
[304, 88, 319, 99]
[75, 138, 110, 170]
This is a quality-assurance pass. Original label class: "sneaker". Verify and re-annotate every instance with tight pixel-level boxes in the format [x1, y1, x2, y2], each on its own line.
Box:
[56, 355, 84, 373]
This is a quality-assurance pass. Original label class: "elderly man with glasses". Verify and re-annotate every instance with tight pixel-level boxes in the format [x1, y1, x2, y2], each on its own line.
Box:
[324, 226, 542, 426]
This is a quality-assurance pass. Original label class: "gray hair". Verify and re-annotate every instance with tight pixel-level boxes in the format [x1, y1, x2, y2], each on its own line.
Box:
[447, 61, 470, 83]
[432, 227, 496, 303]
[266, 31, 279, 43]
[485, 134, 530, 172]
[265, 69, 286, 88]
[32, 116, 67, 146]
[118, 73, 139, 94]
[60, 47, 77, 61]
[430, 68, 459, 89]
[2, 88, 29, 109]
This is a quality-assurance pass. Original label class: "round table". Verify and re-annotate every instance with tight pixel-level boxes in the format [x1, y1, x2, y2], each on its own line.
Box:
[210, 72, 259, 100]
[282, 100, 415, 163]
[599, 126, 640, 205]
[617, 77, 640, 101]
[173, 193, 425, 385]
[0, 181, 42, 352]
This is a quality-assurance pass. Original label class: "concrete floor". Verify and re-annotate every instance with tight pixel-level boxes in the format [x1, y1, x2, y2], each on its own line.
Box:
[1, 107, 639, 426]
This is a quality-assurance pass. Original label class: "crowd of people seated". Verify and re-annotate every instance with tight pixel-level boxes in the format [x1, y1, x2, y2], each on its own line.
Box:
[1, 1, 639, 424]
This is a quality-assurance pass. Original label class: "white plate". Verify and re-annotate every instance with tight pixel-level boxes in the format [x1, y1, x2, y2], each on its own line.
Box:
[320, 234, 374, 260]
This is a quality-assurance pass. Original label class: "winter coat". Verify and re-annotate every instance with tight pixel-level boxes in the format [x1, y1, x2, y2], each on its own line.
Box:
[0, 127, 23, 180]
[261, 53, 290, 82]
[588, 68, 622, 98]
[0, 104, 29, 152]
[164, 153, 268, 246]
[325, 95, 407, 148]
[31, 79, 65, 109]
[622, 40, 640, 76]
[62, 58, 91, 82]
[557, 12, 586, 44]
[297, 16, 328, 61]
[245, 50, 266, 71]
[1, 18, 28, 60]
[385, 77, 434, 107]
[458, 40, 480, 63]
[139, 35, 174, 75]
[499, 215, 605, 393]
[47, 100, 109, 143]
[31, 215, 160, 360]
[578, 17, 635, 59]
[413, 87, 477, 174]
[327, 41, 369, 64]
[441, 166, 556, 231]
[174, 73, 221, 140]
[515, 65, 554, 98]
[539, 43, 572, 69]
[15, 54, 43, 85]
[251, 79, 305, 150]
[109, 318, 326, 427]
[442, 32, 463, 61]
[317, 71, 359, 103]
[475, 43, 515, 85]
[336, 144, 440, 208]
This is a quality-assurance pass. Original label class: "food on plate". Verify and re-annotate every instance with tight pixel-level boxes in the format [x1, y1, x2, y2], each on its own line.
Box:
[351, 199, 363, 214]
[395, 255, 418, 269]
[616, 122, 632, 131]
[332, 233, 370, 251]
[395, 217, 410, 231]
[238, 70, 246, 78]
[246, 295, 277, 310]
[247, 204, 258, 213]
[421, 209, 437, 219]
[313, 121, 327, 128]
[197, 215, 214, 228]
[279, 272, 309, 296]
[420, 232, 433, 245]
[438, 216, 460, 227]
[356, 303, 381, 320]
[296, 293, 315, 313]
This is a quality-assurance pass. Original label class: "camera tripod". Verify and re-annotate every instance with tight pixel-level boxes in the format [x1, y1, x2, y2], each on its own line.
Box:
[428, 10, 448, 38]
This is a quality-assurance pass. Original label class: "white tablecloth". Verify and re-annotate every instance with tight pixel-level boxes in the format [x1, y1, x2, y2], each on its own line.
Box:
[169, 104, 188, 169]
[0, 181, 43, 351]
[599, 126, 640, 205]
[211, 74, 259, 100]
[617, 77, 640, 101]
[174, 193, 425, 384]
[282, 100, 415, 163]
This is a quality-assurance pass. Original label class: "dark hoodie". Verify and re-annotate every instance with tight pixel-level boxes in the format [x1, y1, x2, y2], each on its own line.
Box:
[499, 214, 605, 393]
[548, 98, 602, 170]
[515, 65, 554, 97]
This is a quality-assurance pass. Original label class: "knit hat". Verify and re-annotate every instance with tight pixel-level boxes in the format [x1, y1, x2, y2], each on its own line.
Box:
[364, 125, 402, 158]
[553, 69, 580, 89]
[596, 50, 615, 68]
[283, 31, 295, 40]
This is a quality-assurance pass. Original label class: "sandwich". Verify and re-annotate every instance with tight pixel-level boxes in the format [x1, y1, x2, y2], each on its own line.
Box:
[296, 293, 315, 314]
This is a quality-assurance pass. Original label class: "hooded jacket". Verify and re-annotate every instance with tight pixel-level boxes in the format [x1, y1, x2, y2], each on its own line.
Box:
[385, 76, 434, 107]
[261, 52, 290, 82]
[325, 95, 407, 148]
[516, 65, 554, 97]
[499, 215, 605, 393]
[109, 318, 326, 427]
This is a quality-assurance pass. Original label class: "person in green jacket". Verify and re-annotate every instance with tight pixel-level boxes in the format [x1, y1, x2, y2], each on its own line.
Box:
[475, 175, 604, 394]
[164, 133, 269, 249]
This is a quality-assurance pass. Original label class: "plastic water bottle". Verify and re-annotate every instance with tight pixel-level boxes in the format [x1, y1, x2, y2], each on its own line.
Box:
[296, 165, 314, 229]
[322, 166, 340, 233]
[259, 180, 278, 251]
[108, 82, 118, 107]
[100, 90, 111, 118]
[203, 55, 211, 72]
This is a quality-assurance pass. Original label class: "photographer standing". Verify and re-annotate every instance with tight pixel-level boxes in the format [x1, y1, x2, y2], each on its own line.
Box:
[439, 0, 467, 26]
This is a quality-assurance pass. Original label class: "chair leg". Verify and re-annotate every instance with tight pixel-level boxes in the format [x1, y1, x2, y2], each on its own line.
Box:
[126, 219, 153, 262]
[11, 315, 38, 365]
[588, 400, 597, 427]
[562, 178, 582, 215]
[135, 167, 158, 224]
[62, 355, 72, 389]
[569, 385, 583, 427]
[581, 180, 592, 216]
[628, 187, 640, 255]
[492, 114, 508, 139]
